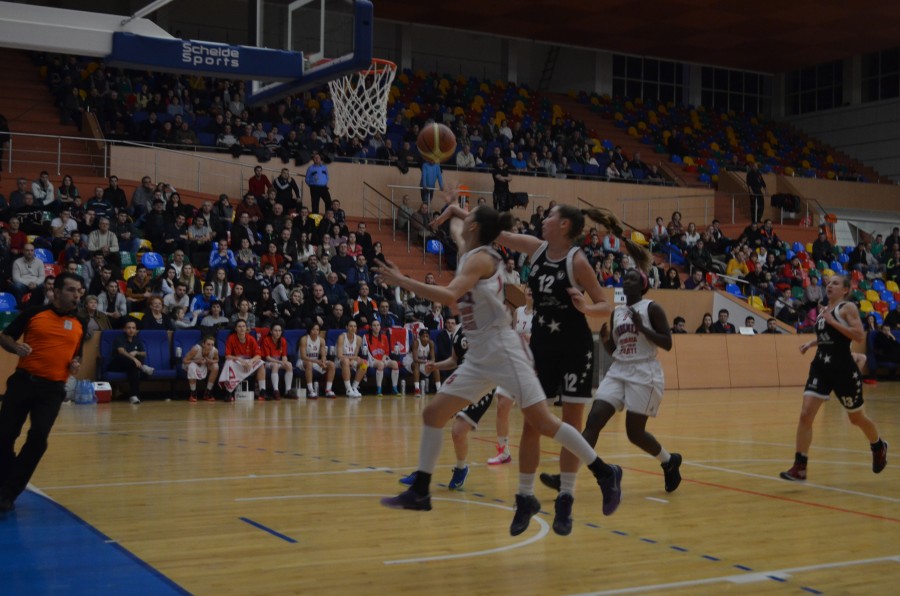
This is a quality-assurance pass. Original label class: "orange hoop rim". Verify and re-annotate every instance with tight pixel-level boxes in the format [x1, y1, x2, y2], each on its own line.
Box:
[312, 57, 396, 76]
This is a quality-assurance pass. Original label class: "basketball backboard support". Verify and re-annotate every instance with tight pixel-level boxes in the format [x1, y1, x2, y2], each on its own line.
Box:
[247, 0, 373, 106]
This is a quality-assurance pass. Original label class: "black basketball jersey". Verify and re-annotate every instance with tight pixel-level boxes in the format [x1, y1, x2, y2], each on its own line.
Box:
[452, 328, 469, 365]
[527, 242, 590, 343]
[814, 301, 853, 363]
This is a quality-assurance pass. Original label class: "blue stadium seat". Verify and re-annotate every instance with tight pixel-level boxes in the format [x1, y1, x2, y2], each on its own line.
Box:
[142, 252, 165, 269]
[141, 330, 177, 389]
[872, 279, 886, 292]
[0, 292, 17, 311]
[34, 248, 54, 264]
[426, 240, 443, 255]
[726, 283, 742, 297]
[172, 330, 201, 379]
[98, 330, 129, 384]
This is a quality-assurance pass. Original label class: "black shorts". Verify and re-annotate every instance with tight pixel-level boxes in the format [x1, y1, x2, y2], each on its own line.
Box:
[530, 336, 594, 402]
[456, 391, 495, 429]
[804, 357, 864, 411]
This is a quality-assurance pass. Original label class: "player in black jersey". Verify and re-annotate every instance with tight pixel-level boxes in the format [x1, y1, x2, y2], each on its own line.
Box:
[497, 204, 649, 533]
[781, 275, 888, 481]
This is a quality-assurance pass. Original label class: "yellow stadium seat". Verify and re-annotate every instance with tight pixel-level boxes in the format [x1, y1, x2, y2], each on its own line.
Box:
[859, 300, 874, 313]
[866, 290, 880, 302]
[748, 296, 767, 312]
[630, 231, 649, 246]
[123, 265, 137, 280]
[805, 243, 813, 253]
[823, 268, 835, 277]
[140, 239, 154, 251]
[886, 281, 900, 293]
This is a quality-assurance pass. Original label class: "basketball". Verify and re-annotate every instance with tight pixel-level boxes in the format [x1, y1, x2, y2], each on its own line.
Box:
[416, 123, 457, 164]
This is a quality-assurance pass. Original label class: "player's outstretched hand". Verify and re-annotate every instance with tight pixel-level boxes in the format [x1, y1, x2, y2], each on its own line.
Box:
[374, 258, 405, 287]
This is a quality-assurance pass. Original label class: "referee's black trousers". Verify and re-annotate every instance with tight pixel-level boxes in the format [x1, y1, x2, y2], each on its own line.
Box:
[0, 370, 66, 502]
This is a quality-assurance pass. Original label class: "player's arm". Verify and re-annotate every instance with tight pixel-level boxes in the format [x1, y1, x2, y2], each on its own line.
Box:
[182, 345, 199, 366]
[825, 304, 865, 343]
[496, 231, 542, 255]
[599, 312, 616, 355]
[636, 302, 673, 351]
[427, 352, 459, 372]
[377, 251, 493, 305]
[569, 251, 613, 318]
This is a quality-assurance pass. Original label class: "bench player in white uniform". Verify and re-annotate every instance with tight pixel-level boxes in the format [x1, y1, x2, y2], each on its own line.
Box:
[297, 323, 336, 398]
[182, 334, 219, 403]
[543, 269, 683, 494]
[379, 199, 624, 538]
[336, 320, 367, 397]
[411, 328, 441, 396]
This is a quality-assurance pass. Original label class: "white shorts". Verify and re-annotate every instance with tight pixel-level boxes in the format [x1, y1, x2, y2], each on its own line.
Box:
[417, 362, 431, 375]
[441, 328, 545, 410]
[185, 362, 208, 381]
[299, 361, 326, 375]
[595, 359, 664, 417]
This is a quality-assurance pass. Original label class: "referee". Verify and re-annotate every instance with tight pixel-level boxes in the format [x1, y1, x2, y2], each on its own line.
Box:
[0, 273, 84, 514]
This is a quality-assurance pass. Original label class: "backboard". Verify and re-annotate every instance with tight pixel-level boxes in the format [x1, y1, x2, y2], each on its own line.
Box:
[248, 0, 373, 105]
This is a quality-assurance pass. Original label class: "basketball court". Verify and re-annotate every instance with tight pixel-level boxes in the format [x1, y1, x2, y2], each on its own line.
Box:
[0, 384, 896, 594]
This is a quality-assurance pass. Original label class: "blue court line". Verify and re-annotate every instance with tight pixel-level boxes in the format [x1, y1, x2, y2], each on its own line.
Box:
[239, 517, 298, 543]
[0, 491, 186, 594]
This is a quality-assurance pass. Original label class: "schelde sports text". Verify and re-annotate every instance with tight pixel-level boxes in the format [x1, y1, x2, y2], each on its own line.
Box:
[182, 42, 240, 68]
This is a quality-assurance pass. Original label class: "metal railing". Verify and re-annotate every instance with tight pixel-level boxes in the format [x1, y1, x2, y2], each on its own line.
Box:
[615, 192, 715, 228]
[4, 130, 108, 177]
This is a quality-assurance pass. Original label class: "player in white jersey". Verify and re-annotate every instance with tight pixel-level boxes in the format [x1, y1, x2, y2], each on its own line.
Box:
[543, 269, 683, 494]
[182, 334, 219, 403]
[379, 199, 624, 537]
[336, 320, 367, 397]
[298, 323, 336, 398]
[410, 328, 440, 396]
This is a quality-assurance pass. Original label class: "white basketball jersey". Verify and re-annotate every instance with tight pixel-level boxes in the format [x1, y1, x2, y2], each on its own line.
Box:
[341, 334, 358, 356]
[456, 246, 510, 342]
[415, 339, 431, 362]
[305, 336, 322, 359]
[611, 300, 657, 362]
[514, 306, 533, 340]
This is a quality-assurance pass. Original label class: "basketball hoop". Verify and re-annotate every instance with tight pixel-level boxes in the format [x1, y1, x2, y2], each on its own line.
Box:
[328, 58, 397, 139]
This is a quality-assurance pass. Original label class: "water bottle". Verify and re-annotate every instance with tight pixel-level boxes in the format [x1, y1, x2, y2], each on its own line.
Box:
[400, 380, 406, 396]
[313, 381, 319, 395]
[175, 346, 182, 358]
[422, 379, 428, 395]
[328, 345, 335, 360]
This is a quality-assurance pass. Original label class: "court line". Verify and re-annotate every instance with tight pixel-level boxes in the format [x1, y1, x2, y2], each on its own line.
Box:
[568, 553, 900, 595]
[239, 517, 298, 543]
[232, 492, 550, 564]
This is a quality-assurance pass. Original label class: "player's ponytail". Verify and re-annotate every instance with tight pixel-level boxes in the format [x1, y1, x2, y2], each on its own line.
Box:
[582, 207, 651, 273]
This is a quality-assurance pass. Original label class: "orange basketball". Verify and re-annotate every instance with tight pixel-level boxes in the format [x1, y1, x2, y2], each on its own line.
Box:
[417, 123, 457, 164]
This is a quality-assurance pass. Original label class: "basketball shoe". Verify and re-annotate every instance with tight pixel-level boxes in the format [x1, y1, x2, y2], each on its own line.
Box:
[509, 494, 541, 536]
[380, 488, 431, 511]
[595, 465, 622, 516]
[487, 445, 511, 465]
[553, 493, 574, 536]
[872, 440, 888, 474]
[448, 466, 469, 490]
[663, 453, 683, 493]
[779, 463, 807, 481]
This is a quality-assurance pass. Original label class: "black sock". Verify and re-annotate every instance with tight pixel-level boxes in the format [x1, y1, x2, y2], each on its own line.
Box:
[870, 439, 884, 451]
[411, 471, 432, 496]
[795, 452, 808, 466]
[587, 457, 612, 477]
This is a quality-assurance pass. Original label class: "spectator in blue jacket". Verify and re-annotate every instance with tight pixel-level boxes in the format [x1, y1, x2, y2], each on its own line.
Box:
[304, 152, 332, 214]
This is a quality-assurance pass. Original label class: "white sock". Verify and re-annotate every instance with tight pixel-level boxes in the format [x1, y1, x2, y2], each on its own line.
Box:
[417, 425, 444, 474]
[352, 381, 360, 390]
[271, 371, 280, 392]
[344, 379, 352, 391]
[518, 473, 535, 496]
[656, 447, 671, 464]
[498, 436, 509, 452]
[436, 381, 442, 391]
[414, 381, 420, 389]
[284, 371, 293, 392]
[456, 459, 467, 469]
[376, 369, 384, 388]
[325, 381, 332, 390]
[258, 380, 266, 392]
[560, 472, 577, 496]
[391, 369, 399, 386]
[189, 381, 196, 391]
[553, 423, 597, 465]
[206, 382, 214, 390]
[308, 383, 315, 392]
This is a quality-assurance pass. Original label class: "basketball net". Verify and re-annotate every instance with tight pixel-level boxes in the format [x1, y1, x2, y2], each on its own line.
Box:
[328, 58, 397, 139]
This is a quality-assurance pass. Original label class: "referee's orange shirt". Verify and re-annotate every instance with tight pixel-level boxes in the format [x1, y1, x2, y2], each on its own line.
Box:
[2, 305, 85, 382]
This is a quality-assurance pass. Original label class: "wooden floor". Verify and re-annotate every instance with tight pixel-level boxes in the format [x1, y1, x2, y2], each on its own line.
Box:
[23, 384, 900, 594]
